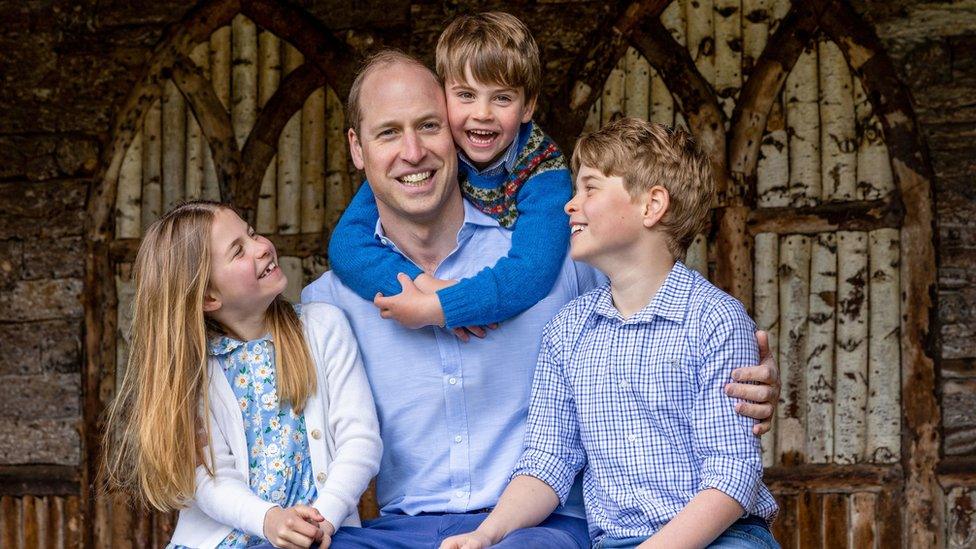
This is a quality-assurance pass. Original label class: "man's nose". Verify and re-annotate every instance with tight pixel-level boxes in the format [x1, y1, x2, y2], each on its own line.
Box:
[400, 131, 426, 164]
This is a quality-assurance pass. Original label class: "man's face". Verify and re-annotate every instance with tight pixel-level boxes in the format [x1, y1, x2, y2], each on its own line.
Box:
[348, 62, 459, 226]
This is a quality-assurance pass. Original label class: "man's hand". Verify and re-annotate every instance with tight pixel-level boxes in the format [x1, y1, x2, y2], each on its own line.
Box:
[440, 530, 494, 549]
[373, 273, 446, 328]
[262, 505, 324, 549]
[725, 330, 781, 435]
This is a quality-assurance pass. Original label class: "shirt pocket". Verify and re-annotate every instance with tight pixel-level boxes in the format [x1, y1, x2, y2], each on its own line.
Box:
[632, 354, 695, 422]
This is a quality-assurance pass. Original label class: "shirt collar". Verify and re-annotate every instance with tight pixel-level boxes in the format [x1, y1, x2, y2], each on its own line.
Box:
[457, 121, 531, 176]
[208, 332, 273, 357]
[592, 261, 695, 324]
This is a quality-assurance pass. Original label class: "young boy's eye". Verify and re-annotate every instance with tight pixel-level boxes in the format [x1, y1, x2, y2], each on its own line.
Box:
[457, 91, 474, 101]
[495, 95, 512, 104]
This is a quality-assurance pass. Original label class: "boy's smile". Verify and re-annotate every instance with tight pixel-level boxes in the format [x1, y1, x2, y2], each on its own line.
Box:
[565, 165, 647, 270]
[446, 65, 536, 170]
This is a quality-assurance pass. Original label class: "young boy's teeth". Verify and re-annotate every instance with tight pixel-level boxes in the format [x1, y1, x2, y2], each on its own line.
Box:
[468, 130, 497, 144]
[399, 171, 431, 185]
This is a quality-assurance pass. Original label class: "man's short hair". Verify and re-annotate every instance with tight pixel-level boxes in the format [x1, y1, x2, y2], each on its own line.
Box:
[435, 12, 542, 101]
[571, 117, 714, 259]
[346, 49, 440, 134]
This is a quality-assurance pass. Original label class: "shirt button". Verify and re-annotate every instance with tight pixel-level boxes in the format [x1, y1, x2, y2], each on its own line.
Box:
[316, 472, 327, 484]
[628, 434, 637, 442]
[449, 377, 458, 385]
[619, 380, 630, 389]
[454, 435, 463, 444]
[455, 490, 465, 498]
[311, 429, 322, 440]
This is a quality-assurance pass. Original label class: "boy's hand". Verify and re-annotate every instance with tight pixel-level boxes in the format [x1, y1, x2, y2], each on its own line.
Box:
[439, 530, 494, 549]
[725, 330, 781, 435]
[262, 505, 324, 549]
[374, 273, 446, 328]
[452, 323, 500, 343]
[415, 272, 458, 293]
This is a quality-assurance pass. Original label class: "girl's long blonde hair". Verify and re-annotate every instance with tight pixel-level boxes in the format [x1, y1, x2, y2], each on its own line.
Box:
[103, 201, 317, 512]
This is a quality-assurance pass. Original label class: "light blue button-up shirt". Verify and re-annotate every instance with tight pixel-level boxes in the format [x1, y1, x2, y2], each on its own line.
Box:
[302, 199, 602, 518]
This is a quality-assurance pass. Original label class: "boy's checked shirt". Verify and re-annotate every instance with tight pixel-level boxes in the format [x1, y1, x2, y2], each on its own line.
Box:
[512, 261, 778, 541]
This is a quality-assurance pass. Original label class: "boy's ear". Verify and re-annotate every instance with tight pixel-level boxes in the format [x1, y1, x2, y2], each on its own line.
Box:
[348, 128, 365, 170]
[521, 94, 537, 124]
[641, 185, 670, 229]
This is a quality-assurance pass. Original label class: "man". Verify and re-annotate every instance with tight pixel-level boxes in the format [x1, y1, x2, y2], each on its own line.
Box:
[301, 51, 780, 548]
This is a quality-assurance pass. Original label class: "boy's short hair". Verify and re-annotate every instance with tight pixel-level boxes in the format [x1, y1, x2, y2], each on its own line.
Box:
[571, 117, 714, 259]
[347, 49, 440, 134]
[435, 12, 542, 101]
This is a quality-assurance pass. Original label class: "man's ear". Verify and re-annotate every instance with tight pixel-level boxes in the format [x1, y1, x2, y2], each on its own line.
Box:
[641, 185, 670, 229]
[202, 291, 221, 313]
[521, 94, 537, 124]
[348, 128, 365, 170]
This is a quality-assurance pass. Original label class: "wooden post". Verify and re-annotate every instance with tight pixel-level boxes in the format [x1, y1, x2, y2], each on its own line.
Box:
[742, 0, 770, 76]
[141, 98, 162, 229]
[685, 0, 715, 85]
[685, 234, 708, 277]
[850, 491, 877, 548]
[785, 46, 820, 207]
[713, 0, 742, 119]
[583, 98, 601, 134]
[650, 68, 674, 127]
[257, 30, 281, 234]
[301, 87, 326, 234]
[805, 232, 836, 463]
[818, 38, 856, 201]
[867, 228, 900, 463]
[834, 230, 869, 464]
[116, 133, 143, 239]
[207, 25, 232, 200]
[277, 43, 304, 235]
[853, 77, 894, 201]
[753, 232, 778, 467]
[623, 47, 650, 120]
[161, 79, 186, 211]
[601, 56, 625, 126]
[662, 0, 685, 46]
[280, 256, 303, 303]
[231, 15, 258, 150]
[185, 42, 209, 201]
[777, 234, 810, 466]
[757, 94, 790, 207]
[325, 86, 352, 231]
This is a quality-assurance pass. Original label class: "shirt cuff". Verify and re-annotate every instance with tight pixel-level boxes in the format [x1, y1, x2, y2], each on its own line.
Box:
[437, 283, 482, 328]
[313, 492, 349, 532]
[511, 448, 577, 506]
[698, 456, 761, 512]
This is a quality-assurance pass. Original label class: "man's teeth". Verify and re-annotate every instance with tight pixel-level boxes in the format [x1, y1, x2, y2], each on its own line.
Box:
[259, 262, 277, 279]
[571, 225, 586, 235]
[398, 171, 431, 185]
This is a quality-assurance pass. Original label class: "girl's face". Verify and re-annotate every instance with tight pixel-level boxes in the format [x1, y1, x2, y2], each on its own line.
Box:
[205, 208, 286, 321]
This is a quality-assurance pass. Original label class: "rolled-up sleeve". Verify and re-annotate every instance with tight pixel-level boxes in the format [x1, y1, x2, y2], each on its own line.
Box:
[511, 323, 586, 505]
[694, 297, 762, 511]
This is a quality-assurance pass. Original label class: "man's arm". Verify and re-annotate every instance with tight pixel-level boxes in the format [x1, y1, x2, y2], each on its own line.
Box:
[727, 330, 781, 435]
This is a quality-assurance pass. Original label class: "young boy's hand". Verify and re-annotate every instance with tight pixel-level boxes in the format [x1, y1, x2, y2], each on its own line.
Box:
[262, 505, 324, 549]
[439, 530, 494, 549]
[414, 272, 458, 293]
[373, 273, 446, 328]
[725, 330, 781, 435]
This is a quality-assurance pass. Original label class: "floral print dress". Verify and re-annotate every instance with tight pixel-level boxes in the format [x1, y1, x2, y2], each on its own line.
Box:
[175, 307, 319, 548]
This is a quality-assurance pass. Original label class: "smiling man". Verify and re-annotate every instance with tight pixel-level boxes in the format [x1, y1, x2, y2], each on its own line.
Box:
[300, 50, 780, 549]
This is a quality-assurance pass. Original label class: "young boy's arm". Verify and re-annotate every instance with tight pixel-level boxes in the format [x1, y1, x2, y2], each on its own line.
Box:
[440, 324, 585, 548]
[327, 183, 424, 300]
[435, 167, 572, 328]
[642, 297, 765, 548]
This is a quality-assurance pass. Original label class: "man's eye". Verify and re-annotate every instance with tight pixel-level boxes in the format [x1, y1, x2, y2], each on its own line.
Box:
[378, 128, 397, 138]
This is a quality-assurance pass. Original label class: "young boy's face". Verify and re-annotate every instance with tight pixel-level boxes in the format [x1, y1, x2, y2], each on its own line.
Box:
[445, 65, 536, 170]
[565, 164, 647, 268]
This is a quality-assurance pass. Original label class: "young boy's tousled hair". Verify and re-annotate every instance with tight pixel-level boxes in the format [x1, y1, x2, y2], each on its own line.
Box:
[435, 12, 542, 101]
[572, 117, 714, 259]
[347, 49, 440, 134]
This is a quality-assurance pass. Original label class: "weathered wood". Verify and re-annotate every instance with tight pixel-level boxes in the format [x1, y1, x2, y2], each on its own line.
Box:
[231, 15, 258, 150]
[822, 492, 849, 548]
[850, 492, 877, 548]
[805, 232, 836, 463]
[852, 77, 893, 202]
[714, 206, 751, 307]
[110, 232, 328, 263]
[661, 0, 684, 46]
[623, 47, 650, 121]
[786, 46, 820, 206]
[141, 98, 163, 230]
[601, 56, 626, 126]
[277, 44, 304, 236]
[210, 25, 232, 110]
[713, 0, 742, 119]
[23, 495, 38, 549]
[279, 256, 304, 303]
[867, 228, 900, 463]
[944, 380, 976, 458]
[685, 0, 715, 85]
[834, 230, 868, 464]
[357, 479, 380, 521]
[64, 496, 80, 549]
[797, 490, 823, 549]
[116, 132, 143, 239]
[818, 38, 856, 201]
[161, 79, 187, 211]
[876, 487, 902, 548]
[742, 0, 770, 76]
[756, 94, 790, 207]
[947, 486, 976, 549]
[0, 496, 17, 549]
[685, 233, 708, 277]
[111, 492, 135, 549]
[771, 493, 797, 548]
[753, 232, 778, 467]
[324, 86, 352, 230]
[583, 98, 601, 134]
[777, 234, 810, 466]
[0, 466, 80, 496]
[301, 88, 326, 234]
[746, 198, 904, 235]
[256, 30, 280, 234]
[184, 43, 210, 201]
[649, 68, 674, 127]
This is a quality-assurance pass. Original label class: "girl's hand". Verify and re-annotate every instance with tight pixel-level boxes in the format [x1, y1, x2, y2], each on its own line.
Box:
[317, 519, 336, 548]
[263, 505, 324, 549]
[374, 273, 446, 328]
[439, 530, 494, 549]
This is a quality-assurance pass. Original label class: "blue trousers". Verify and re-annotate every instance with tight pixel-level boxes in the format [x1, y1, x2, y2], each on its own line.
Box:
[593, 516, 779, 549]
[327, 512, 589, 549]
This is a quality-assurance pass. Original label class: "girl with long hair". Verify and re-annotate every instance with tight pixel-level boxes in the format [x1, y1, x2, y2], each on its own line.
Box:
[103, 201, 381, 549]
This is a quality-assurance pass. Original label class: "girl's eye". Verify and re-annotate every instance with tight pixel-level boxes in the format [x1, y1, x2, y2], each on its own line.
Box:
[235, 245, 244, 257]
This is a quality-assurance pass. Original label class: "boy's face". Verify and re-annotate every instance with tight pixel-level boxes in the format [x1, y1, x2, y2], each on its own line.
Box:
[445, 65, 536, 170]
[565, 165, 647, 269]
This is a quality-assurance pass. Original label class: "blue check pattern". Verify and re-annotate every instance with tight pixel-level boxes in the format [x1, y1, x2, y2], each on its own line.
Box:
[512, 261, 778, 541]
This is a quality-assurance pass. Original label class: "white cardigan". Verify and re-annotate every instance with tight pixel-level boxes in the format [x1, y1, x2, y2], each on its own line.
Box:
[169, 303, 382, 549]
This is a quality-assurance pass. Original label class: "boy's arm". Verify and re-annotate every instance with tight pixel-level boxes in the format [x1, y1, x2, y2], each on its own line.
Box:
[440, 476, 560, 549]
[435, 168, 572, 328]
[636, 489, 743, 549]
[328, 182, 423, 300]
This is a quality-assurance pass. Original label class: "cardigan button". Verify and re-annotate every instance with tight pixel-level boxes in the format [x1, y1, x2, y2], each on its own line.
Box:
[317, 472, 328, 484]
[311, 429, 322, 440]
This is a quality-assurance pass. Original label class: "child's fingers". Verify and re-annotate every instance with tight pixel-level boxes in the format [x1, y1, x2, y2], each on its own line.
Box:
[292, 504, 324, 523]
[487, 323, 499, 330]
[452, 327, 470, 342]
[465, 325, 487, 338]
